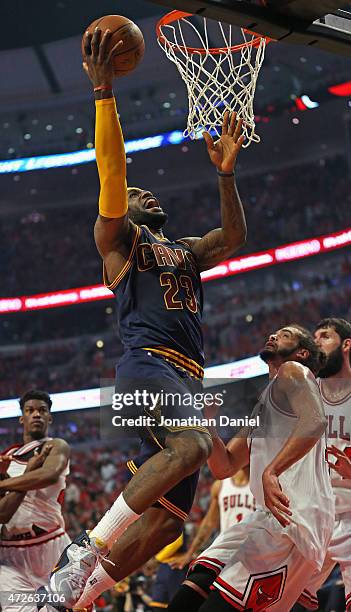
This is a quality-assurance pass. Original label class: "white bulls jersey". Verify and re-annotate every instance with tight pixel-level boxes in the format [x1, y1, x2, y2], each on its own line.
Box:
[320, 378, 351, 514]
[0, 438, 69, 546]
[249, 372, 334, 569]
[218, 478, 255, 533]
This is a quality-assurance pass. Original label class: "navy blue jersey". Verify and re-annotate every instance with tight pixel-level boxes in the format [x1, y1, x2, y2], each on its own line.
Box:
[104, 225, 204, 371]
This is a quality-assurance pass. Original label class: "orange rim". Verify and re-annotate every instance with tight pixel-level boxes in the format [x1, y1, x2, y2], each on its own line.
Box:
[156, 10, 273, 55]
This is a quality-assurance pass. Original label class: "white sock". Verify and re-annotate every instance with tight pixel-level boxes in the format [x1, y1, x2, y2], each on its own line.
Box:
[75, 564, 115, 608]
[89, 492, 140, 549]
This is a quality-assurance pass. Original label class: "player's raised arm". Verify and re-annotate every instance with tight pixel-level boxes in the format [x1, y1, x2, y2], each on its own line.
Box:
[262, 361, 327, 526]
[0, 439, 69, 492]
[82, 28, 136, 266]
[180, 111, 247, 272]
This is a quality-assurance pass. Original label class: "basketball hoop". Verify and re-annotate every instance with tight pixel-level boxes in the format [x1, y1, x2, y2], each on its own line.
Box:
[156, 11, 273, 146]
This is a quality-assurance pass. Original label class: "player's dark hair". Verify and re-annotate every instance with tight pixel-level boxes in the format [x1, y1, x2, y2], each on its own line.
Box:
[315, 318, 351, 366]
[315, 318, 351, 341]
[291, 324, 326, 375]
[19, 389, 52, 412]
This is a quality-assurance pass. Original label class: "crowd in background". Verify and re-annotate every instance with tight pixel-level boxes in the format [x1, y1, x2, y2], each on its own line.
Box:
[1, 151, 350, 399]
[1, 249, 350, 399]
[1, 154, 350, 297]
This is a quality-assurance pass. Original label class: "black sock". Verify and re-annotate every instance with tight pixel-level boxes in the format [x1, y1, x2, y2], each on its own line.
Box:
[168, 583, 207, 612]
[199, 591, 248, 611]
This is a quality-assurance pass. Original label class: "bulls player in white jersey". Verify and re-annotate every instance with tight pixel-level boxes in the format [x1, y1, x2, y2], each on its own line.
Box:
[168, 324, 334, 612]
[170, 468, 255, 571]
[0, 390, 70, 612]
[298, 317, 351, 611]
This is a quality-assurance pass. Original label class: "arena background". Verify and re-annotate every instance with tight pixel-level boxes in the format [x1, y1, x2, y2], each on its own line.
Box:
[1, 1, 351, 609]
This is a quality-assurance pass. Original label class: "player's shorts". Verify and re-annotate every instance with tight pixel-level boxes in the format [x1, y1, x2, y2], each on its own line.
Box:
[298, 511, 351, 611]
[127, 440, 200, 521]
[0, 531, 71, 612]
[189, 510, 318, 611]
[151, 563, 187, 608]
[117, 348, 210, 521]
[115, 347, 208, 439]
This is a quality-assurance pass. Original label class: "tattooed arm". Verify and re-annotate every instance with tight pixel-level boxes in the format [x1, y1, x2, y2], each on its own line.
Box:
[180, 111, 247, 272]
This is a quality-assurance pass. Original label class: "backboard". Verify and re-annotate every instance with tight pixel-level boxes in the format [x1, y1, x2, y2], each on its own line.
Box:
[152, 0, 351, 56]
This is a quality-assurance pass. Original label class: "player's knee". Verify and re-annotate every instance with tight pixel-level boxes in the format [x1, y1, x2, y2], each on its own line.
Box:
[183, 434, 212, 471]
[167, 432, 212, 474]
[187, 566, 217, 596]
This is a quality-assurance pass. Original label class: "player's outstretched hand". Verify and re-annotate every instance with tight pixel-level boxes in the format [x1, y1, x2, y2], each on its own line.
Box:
[82, 27, 123, 89]
[327, 445, 351, 480]
[203, 111, 245, 174]
[262, 468, 292, 527]
[25, 444, 53, 473]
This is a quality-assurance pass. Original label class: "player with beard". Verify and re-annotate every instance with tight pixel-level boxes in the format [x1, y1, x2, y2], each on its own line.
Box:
[297, 318, 351, 611]
[0, 390, 70, 612]
[168, 325, 334, 612]
[38, 28, 247, 610]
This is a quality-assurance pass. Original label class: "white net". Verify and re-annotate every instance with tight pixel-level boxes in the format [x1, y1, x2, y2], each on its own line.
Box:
[157, 14, 268, 146]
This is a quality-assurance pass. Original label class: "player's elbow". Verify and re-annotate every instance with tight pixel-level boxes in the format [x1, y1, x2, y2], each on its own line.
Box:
[40, 469, 60, 486]
[315, 415, 328, 436]
[223, 227, 247, 256]
[306, 414, 327, 439]
[47, 473, 61, 486]
[235, 226, 247, 249]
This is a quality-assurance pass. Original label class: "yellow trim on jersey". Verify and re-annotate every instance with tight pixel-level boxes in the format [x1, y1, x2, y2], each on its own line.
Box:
[103, 225, 141, 290]
[157, 496, 188, 521]
[145, 424, 164, 450]
[149, 603, 168, 608]
[143, 346, 204, 380]
[126, 460, 188, 521]
[155, 533, 183, 562]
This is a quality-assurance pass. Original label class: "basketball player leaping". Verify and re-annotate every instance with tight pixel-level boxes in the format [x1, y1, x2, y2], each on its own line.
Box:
[297, 318, 351, 611]
[39, 27, 247, 609]
[168, 325, 334, 612]
[0, 390, 70, 612]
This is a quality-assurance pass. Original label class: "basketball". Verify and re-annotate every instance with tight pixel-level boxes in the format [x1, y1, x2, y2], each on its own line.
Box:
[82, 15, 145, 77]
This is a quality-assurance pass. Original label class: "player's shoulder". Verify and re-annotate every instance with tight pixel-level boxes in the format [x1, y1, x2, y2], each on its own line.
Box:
[47, 438, 71, 456]
[176, 236, 200, 249]
[277, 360, 316, 384]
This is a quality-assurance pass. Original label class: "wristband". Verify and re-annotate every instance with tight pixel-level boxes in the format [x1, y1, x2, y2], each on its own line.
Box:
[94, 85, 113, 92]
[217, 169, 234, 177]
